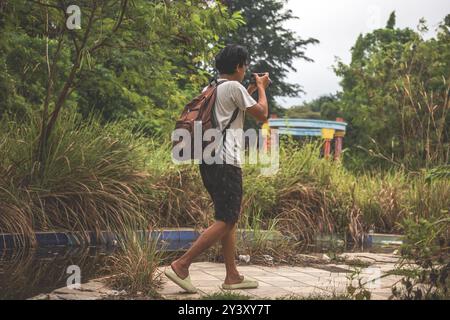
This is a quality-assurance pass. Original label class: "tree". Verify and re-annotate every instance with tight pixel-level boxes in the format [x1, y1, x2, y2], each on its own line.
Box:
[386, 11, 396, 29]
[285, 94, 340, 120]
[334, 14, 450, 169]
[0, 0, 243, 174]
[220, 0, 318, 113]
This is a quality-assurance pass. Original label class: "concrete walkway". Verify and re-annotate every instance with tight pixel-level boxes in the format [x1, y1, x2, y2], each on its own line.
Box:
[30, 252, 402, 300]
[158, 253, 402, 300]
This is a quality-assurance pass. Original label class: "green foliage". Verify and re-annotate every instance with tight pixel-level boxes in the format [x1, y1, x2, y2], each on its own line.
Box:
[345, 267, 372, 300]
[76, 0, 242, 124]
[221, 0, 319, 111]
[425, 164, 450, 183]
[392, 217, 449, 299]
[285, 94, 341, 120]
[0, 109, 448, 249]
[0, 0, 243, 133]
[333, 14, 450, 170]
[386, 11, 396, 29]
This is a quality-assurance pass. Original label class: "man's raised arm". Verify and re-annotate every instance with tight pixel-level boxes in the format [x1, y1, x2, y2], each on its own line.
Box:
[247, 73, 270, 122]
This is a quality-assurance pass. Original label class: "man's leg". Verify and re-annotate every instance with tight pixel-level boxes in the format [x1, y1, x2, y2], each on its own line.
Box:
[171, 220, 233, 279]
[221, 223, 244, 285]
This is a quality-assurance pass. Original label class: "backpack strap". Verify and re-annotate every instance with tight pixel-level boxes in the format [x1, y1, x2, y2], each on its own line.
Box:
[206, 80, 242, 160]
[210, 79, 227, 129]
[210, 79, 240, 134]
[223, 108, 240, 132]
[210, 77, 228, 86]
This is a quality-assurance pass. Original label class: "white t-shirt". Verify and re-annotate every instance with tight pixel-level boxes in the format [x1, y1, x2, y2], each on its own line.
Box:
[203, 79, 257, 167]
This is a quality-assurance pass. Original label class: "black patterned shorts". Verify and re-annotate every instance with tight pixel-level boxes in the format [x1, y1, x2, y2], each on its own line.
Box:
[199, 163, 243, 225]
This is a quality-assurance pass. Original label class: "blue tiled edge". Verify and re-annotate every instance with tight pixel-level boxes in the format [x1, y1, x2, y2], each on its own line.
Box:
[0, 229, 201, 250]
[364, 233, 403, 246]
[1, 228, 290, 250]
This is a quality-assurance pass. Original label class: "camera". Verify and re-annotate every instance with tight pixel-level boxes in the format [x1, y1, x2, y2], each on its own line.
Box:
[250, 73, 272, 86]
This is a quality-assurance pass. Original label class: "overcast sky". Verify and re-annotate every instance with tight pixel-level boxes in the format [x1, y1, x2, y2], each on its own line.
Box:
[276, 0, 450, 108]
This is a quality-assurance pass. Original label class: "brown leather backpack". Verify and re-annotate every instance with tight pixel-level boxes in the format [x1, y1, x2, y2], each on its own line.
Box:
[173, 79, 239, 161]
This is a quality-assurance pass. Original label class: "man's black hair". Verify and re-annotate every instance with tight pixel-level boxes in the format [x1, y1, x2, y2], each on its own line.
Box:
[215, 44, 249, 75]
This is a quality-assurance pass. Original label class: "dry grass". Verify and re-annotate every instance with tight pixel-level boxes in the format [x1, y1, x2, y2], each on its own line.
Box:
[0, 111, 448, 248]
[0, 111, 154, 244]
[104, 230, 163, 297]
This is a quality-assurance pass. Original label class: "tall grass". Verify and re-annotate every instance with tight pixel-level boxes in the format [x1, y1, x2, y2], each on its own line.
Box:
[239, 141, 449, 244]
[0, 111, 448, 247]
[0, 111, 153, 244]
[104, 230, 163, 297]
[145, 138, 448, 244]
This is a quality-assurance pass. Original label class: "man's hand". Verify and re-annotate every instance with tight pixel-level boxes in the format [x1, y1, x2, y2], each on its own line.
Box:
[247, 72, 270, 122]
[247, 83, 257, 95]
[247, 73, 270, 95]
[254, 72, 271, 89]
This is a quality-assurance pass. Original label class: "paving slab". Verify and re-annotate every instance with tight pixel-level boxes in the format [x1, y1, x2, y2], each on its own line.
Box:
[158, 253, 400, 300]
[29, 253, 400, 300]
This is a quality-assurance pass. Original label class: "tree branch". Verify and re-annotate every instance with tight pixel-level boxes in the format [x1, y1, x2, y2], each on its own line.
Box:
[43, 1, 98, 141]
[89, 0, 128, 53]
[57, 0, 80, 53]
[30, 0, 63, 11]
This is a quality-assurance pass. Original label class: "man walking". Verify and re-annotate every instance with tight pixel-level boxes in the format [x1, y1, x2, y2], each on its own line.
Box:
[165, 44, 271, 293]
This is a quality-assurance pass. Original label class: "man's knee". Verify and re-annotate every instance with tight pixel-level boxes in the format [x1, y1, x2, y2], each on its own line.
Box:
[224, 220, 237, 232]
[219, 222, 236, 242]
[215, 219, 236, 230]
